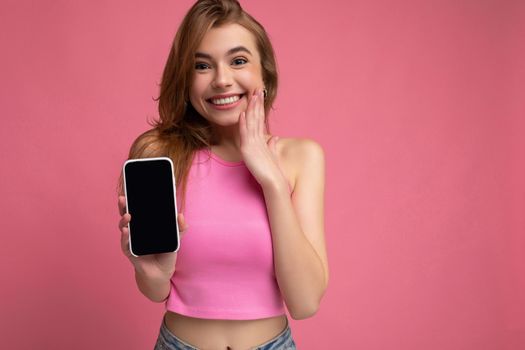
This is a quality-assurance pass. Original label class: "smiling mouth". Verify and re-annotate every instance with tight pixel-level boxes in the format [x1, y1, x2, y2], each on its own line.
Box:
[207, 94, 244, 106]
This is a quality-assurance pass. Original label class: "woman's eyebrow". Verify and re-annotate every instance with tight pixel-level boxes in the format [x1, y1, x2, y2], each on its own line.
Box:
[195, 46, 253, 59]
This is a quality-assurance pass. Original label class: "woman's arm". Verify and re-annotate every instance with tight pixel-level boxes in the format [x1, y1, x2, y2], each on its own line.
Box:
[118, 197, 186, 303]
[262, 138, 329, 320]
[117, 130, 186, 303]
[134, 265, 171, 303]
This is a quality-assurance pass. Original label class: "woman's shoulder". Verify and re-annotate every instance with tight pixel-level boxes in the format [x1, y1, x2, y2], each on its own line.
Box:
[276, 136, 325, 191]
[277, 136, 324, 165]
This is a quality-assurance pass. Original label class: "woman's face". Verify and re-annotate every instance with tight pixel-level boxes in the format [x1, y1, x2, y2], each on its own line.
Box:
[189, 23, 264, 127]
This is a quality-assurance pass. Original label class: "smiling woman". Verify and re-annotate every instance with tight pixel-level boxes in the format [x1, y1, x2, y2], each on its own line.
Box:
[190, 23, 265, 128]
[116, 1, 328, 349]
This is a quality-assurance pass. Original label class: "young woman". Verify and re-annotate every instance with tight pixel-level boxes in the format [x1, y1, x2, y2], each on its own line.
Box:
[117, 1, 328, 349]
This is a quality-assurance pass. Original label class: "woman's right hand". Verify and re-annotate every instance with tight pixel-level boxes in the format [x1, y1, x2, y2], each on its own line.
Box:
[117, 195, 188, 279]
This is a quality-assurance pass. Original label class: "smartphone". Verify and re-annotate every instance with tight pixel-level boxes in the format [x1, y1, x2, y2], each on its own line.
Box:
[122, 157, 180, 256]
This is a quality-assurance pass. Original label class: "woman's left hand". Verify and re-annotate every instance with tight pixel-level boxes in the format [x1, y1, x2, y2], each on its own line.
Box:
[239, 88, 288, 190]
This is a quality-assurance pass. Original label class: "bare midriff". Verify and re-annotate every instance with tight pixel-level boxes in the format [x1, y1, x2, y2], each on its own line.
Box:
[163, 311, 288, 349]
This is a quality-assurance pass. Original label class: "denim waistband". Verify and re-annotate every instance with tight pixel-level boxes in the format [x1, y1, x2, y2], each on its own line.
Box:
[155, 316, 296, 350]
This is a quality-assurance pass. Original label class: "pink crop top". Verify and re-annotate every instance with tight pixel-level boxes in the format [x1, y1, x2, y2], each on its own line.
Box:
[166, 148, 290, 320]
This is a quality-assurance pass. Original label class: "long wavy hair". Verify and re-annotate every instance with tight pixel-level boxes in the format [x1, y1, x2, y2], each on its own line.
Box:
[116, 0, 279, 212]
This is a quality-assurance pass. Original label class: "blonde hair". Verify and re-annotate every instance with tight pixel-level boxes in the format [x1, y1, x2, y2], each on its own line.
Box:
[116, 0, 279, 212]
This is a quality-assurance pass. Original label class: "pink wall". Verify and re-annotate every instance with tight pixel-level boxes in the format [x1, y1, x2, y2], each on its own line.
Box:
[1, 0, 524, 349]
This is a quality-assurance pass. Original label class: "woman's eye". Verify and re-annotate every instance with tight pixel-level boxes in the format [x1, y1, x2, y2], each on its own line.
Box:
[232, 58, 247, 66]
[195, 62, 209, 70]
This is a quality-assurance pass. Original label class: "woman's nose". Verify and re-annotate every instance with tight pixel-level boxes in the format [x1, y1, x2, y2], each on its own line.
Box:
[212, 63, 233, 88]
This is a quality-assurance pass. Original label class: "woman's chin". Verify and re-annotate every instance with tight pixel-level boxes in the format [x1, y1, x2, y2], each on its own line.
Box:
[209, 117, 241, 128]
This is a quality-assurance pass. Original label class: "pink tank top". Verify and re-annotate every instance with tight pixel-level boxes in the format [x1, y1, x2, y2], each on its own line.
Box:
[166, 148, 290, 319]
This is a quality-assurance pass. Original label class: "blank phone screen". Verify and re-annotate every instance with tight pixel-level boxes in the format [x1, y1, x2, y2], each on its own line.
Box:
[123, 158, 179, 256]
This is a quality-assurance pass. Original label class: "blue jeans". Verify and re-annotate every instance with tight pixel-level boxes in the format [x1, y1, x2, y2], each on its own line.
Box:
[154, 317, 297, 350]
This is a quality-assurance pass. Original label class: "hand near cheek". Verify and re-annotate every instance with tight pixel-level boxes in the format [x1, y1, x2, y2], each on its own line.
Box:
[238, 89, 287, 190]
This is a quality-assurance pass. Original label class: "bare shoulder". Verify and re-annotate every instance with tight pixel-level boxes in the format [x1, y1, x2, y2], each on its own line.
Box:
[276, 136, 328, 288]
[276, 137, 325, 192]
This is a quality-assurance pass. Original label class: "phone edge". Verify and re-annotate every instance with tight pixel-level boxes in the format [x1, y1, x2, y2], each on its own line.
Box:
[122, 156, 180, 257]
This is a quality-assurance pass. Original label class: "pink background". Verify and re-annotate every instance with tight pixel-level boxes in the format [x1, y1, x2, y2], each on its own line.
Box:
[1, 0, 524, 349]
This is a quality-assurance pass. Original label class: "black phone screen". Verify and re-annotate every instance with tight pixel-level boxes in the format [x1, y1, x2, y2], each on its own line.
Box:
[123, 157, 179, 256]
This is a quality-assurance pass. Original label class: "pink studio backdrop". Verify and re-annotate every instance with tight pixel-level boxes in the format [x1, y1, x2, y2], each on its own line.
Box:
[1, 0, 523, 349]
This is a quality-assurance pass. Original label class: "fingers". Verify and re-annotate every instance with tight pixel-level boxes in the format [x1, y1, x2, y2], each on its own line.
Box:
[239, 111, 247, 144]
[239, 89, 266, 142]
[246, 91, 258, 137]
[118, 213, 131, 230]
[117, 194, 187, 258]
[120, 225, 132, 258]
[118, 196, 127, 216]
[257, 89, 265, 134]
[117, 205, 132, 257]
[243, 88, 265, 139]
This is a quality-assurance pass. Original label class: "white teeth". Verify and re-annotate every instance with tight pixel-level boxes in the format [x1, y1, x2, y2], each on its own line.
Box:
[210, 95, 241, 105]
